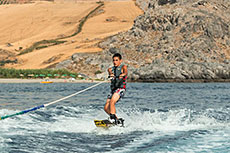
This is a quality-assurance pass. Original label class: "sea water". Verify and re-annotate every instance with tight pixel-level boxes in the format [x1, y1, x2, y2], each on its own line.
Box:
[0, 82, 229, 153]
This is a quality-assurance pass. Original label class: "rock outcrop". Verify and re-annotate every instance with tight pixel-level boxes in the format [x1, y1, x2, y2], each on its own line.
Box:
[57, 0, 230, 82]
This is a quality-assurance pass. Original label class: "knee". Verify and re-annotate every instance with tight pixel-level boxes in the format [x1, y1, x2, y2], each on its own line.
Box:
[110, 96, 118, 104]
[110, 99, 116, 105]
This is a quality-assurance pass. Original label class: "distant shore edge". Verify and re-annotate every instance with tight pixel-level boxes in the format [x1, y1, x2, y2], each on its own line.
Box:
[1, 78, 230, 83]
[0, 79, 106, 83]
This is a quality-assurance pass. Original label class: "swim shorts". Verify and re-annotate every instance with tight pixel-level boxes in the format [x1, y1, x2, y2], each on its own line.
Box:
[107, 88, 126, 101]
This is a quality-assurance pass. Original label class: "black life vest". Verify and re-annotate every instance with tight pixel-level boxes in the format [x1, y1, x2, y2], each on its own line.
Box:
[110, 64, 127, 91]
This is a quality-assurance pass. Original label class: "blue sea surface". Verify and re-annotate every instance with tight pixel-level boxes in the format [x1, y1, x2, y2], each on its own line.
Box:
[0, 82, 230, 152]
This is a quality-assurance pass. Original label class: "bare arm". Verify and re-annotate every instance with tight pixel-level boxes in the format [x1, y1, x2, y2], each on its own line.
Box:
[119, 65, 128, 78]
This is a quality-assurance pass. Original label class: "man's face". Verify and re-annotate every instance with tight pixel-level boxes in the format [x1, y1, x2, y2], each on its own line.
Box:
[113, 57, 122, 67]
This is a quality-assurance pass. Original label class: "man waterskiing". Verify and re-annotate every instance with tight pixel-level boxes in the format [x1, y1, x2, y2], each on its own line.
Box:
[104, 53, 128, 124]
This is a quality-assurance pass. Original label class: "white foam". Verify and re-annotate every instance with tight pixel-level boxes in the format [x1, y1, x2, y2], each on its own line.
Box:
[1, 106, 230, 153]
[1, 107, 229, 136]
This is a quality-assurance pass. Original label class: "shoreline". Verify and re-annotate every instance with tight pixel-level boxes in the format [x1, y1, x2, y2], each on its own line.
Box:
[0, 78, 106, 83]
[1, 78, 230, 83]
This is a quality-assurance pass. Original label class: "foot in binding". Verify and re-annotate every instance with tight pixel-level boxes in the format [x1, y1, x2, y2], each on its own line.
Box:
[109, 114, 118, 125]
[109, 114, 124, 126]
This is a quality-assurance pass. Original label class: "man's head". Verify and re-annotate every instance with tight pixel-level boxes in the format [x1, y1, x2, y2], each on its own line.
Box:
[112, 53, 122, 67]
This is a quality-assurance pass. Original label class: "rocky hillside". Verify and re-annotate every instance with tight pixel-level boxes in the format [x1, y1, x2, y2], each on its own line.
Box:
[57, 0, 230, 82]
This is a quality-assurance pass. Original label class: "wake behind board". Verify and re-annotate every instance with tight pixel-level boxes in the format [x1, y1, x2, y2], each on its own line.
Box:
[94, 118, 124, 128]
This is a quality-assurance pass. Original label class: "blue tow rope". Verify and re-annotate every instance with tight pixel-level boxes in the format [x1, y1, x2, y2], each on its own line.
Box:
[0, 82, 104, 120]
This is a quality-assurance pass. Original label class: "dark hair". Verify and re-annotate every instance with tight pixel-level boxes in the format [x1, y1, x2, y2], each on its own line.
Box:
[112, 53, 122, 60]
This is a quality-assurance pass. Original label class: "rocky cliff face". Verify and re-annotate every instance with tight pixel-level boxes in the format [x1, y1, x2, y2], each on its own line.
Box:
[57, 0, 230, 82]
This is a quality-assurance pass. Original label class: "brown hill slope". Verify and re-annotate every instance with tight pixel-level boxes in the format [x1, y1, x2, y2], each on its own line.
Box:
[0, 0, 142, 69]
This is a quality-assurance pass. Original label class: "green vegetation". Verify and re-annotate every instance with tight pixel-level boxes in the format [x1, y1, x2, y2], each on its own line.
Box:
[95, 70, 102, 75]
[96, 1, 103, 4]
[0, 59, 17, 66]
[0, 0, 10, 5]
[64, 2, 104, 38]
[0, 68, 78, 79]
[19, 40, 66, 55]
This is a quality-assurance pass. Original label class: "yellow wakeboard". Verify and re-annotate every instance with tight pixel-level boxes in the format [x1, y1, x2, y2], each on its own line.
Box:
[94, 118, 124, 128]
[94, 120, 114, 128]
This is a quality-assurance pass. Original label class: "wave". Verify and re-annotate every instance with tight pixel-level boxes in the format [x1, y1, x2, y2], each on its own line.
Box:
[1, 106, 229, 135]
[1, 106, 230, 153]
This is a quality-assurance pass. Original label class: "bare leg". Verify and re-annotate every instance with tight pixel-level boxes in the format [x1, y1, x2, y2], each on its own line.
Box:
[110, 93, 120, 115]
[104, 99, 110, 115]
